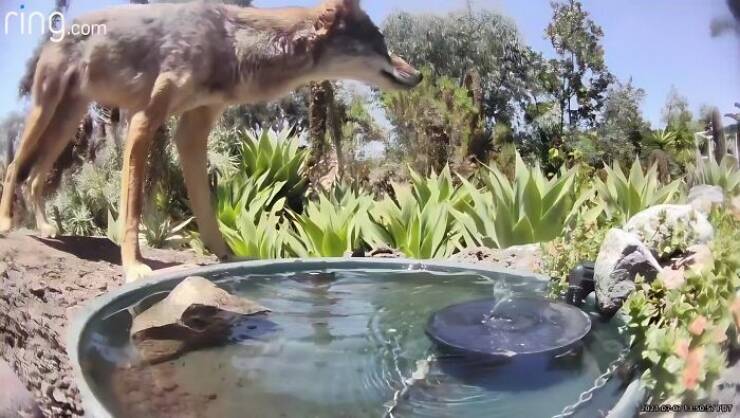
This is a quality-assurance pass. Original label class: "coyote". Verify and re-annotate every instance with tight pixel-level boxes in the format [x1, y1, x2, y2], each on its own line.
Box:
[0, 0, 421, 281]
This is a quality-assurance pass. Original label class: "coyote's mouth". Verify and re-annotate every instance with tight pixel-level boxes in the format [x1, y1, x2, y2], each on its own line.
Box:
[382, 54, 423, 89]
[381, 68, 422, 89]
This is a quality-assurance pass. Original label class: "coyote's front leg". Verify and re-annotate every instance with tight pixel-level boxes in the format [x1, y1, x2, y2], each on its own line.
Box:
[119, 76, 178, 282]
[174, 106, 230, 260]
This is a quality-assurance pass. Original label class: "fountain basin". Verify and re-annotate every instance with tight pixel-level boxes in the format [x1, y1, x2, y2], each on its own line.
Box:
[69, 259, 639, 418]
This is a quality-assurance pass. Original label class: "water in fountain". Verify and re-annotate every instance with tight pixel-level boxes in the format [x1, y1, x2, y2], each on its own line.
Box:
[481, 279, 513, 325]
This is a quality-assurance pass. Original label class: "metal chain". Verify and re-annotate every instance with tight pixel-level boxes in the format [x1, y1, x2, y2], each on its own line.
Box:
[551, 348, 630, 418]
[382, 349, 435, 418]
[381, 344, 629, 418]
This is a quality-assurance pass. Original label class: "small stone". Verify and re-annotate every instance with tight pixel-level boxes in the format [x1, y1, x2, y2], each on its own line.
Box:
[161, 383, 179, 392]
[51, 388, 67, 403]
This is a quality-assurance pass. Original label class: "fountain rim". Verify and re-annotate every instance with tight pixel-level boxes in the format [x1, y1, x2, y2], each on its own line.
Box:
[66, 257, 640, 418]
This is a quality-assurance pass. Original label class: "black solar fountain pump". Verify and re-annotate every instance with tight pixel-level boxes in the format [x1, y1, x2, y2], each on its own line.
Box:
[425, 296, 591, 360]
[564, 261, 596, 307]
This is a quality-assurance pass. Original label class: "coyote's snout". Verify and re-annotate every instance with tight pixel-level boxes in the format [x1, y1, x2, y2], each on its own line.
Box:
[0, 0, 421, 281]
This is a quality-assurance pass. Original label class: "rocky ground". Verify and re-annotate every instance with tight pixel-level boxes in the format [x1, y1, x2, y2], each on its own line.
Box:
[0, 221, 737, 417]
[0, 230, 216, 417]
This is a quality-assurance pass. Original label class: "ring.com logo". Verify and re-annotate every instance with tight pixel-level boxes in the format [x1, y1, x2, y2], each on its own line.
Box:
[4, 4, 107, 43]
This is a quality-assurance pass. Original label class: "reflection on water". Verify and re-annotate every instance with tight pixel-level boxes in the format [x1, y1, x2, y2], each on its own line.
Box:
[80, 269, 626, 418]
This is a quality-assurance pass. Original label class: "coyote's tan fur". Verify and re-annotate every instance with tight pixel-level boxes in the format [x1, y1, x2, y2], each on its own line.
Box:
[0, 0, 421, 281]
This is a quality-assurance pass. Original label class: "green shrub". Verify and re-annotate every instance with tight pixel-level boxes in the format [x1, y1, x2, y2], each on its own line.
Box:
[51, 142, 121, 236]
[140, 185, 195, 249]
[689, 156, 740, 196]
[456, 153, 591, 248]
[593, 159, 682, 223]
[623, 209, 739, 400]
[369, 167, 464, 258]
[544, 214, 611, 297]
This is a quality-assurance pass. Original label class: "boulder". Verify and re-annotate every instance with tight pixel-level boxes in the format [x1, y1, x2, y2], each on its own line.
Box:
[625, 204, 714, 250]
[594, 229, 662, 317]
[451, 244, 544, 274]
[687, 185, 724, 215]
[131, 276, 269, 364]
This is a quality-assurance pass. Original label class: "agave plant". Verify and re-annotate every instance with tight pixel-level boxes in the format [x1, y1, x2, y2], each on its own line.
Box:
[368, 167, 464, 258]
[140, 210, 194, 249]
[288, 186, 375, 257]
[220, 200, 294, 259]
[690, 155, 740, 196]
[236, 127, 309, 210]
[216, 175, 294, 258]
[216, 173, 287, 230]
[455, 153, 589, 249]
[594, 159, 682, 223]
[407, 165, 469, 209]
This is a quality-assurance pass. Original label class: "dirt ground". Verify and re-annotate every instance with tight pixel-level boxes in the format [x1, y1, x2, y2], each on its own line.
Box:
[0, 230, 216, 417]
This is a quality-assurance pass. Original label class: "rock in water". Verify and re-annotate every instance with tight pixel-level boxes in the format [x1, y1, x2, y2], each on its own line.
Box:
[594, 229, 662, 317]
[687, 185, 724, 215]
[131, 276, 269, 364]
[625, 204, 714, 248]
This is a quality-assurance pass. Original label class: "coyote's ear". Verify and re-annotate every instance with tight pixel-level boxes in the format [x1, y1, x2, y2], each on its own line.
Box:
[315, 0, 361, 35]
[319, 0, 361, 14]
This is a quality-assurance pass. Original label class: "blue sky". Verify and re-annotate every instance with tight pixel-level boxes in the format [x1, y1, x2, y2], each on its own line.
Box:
[0, 0, 737, 127]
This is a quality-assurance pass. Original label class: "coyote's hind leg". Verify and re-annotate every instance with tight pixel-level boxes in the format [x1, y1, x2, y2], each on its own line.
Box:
[27, 94, 89, 237]
[173, 106, 230, 260]
[0, 67, 71, 233]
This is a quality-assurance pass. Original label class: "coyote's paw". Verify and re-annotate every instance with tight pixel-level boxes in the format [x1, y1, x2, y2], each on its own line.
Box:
[0, 216, 11, 234]
[37, 223, 58, 238]
[124, 262, 153, 283]
[221, 254, 257, 263]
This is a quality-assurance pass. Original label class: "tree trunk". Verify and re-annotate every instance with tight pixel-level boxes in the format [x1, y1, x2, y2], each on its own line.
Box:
[711, 108, 727, 161]
[426, 123, 449, 174]
[308, 81, 329, 178]
[325, 82, 346, 179]
[463, 68, 489, 162]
